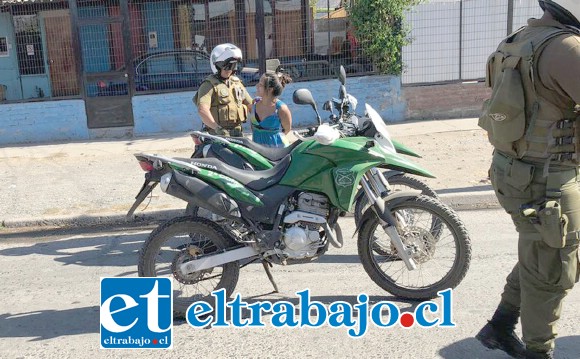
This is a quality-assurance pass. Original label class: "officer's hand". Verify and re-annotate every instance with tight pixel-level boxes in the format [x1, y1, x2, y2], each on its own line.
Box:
[215, 126, 228, 136]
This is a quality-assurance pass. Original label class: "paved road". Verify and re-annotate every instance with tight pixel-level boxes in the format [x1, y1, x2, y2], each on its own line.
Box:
[0, 209, 578, 358]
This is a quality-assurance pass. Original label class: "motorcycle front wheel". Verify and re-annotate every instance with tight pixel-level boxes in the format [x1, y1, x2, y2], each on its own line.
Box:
[139, 216, 240, 317]
[354, 172, 439, 226]
[357, 195, 471, 300]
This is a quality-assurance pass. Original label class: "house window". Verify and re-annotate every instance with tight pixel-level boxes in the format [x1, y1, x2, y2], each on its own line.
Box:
[0, 37, 8, 57]
[13, 15, 46, 75]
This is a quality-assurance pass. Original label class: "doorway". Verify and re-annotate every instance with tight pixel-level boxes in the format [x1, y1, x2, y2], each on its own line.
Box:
[76, 0, 134, 128]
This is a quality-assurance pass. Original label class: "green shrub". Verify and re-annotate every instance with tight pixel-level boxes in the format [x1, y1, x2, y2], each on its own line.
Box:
[347, 0, 424, 75]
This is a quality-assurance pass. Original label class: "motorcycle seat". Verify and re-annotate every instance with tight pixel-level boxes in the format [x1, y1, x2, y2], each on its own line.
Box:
[176, 154, 292, 191]
[215, 136, 301, 162]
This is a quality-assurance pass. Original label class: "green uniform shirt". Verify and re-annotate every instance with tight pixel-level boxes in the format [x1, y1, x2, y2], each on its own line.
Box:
[194, 75, 252, 129]
[531, 18, 580, 104]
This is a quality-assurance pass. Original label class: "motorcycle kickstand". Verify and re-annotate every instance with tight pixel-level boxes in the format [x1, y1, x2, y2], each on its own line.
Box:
[261, 261, 279, 293]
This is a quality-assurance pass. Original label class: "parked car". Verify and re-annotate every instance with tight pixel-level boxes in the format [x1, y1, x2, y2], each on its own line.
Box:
[97, 49, 257, 96]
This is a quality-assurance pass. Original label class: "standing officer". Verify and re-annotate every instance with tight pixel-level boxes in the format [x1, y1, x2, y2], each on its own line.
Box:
[476, 1, 580, 358]
[194, 43, 252, 137]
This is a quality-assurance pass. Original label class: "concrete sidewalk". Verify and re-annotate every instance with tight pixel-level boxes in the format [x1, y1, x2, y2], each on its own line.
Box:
[0, 117, 498, 229]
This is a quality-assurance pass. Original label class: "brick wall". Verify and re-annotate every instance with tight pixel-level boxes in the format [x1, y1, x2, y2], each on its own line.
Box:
[403, 81, 492, 121]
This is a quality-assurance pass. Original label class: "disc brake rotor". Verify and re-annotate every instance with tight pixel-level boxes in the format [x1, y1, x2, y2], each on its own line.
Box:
[400, 226, 437, 263]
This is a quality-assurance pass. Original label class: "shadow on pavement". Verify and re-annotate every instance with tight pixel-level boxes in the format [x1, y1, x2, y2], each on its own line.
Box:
[0, 222, 157, 241]
[0, 231, 147, 268]
[0, 306, 99, 340]
[0, 230, 365, 267]
[438, 336, 580, 359]
[316, 254, 361, 264]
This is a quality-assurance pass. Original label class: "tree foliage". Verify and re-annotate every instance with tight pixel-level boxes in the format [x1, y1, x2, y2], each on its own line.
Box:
[346, 0, 423, 75]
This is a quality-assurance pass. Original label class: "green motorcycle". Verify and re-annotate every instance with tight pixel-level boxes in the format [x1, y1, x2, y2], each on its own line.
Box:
[182, 67, 439, 224]
[135, 104, 471, 316]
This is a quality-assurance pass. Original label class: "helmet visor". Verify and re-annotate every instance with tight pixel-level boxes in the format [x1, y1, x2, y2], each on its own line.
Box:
[222, 61, 238, 71]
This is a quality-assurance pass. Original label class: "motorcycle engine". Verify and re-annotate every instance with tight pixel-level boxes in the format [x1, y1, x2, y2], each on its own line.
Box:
[281, 193, 329, 259]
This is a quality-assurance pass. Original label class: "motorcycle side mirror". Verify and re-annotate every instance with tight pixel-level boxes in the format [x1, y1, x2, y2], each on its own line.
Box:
[293, 89, 322, 125]
[323, 100, 333, 113]
[339, 85, 347, 100]
[338, 65, 346, 85]
[293, 88, 316, 106]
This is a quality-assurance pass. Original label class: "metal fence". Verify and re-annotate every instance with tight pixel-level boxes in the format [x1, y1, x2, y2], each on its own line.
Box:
[402, 0, 543, 84]
[0, 0, 546, 103]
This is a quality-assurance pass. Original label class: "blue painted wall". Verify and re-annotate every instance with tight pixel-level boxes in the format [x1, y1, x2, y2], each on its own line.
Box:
[133, 75, 405, 136]
[0, 13, 22, 101]
[0, 100, 88, 144]
[0, 75, 405, 145]
[133, 91, 197, 134]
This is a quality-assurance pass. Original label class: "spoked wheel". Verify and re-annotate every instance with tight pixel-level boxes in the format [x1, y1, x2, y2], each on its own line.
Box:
[354, 172, 439, 225]
[356, 173, 443, 255]
[358, 196, 471, 300]
[139, 216, 240, 317]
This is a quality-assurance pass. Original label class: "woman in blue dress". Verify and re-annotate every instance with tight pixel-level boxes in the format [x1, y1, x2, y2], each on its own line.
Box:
[251, 72, 293, 147]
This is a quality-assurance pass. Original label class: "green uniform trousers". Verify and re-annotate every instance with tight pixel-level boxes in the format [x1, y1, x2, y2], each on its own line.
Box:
[490, 151, 580, 352]
[206, 124, 243, 137]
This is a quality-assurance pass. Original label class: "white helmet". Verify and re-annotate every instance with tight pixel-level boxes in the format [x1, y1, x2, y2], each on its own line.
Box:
[210, 43, 243, 74]
[539, 0, 580, 27]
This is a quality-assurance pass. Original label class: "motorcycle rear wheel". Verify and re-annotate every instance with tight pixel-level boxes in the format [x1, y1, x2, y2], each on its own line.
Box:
[139, 216, 240, 318]
[357, 195, 471, 300]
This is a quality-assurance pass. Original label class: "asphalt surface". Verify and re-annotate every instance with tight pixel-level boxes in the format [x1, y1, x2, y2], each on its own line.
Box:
[0, 121, 577, 358]
[0, 210, 578, 358]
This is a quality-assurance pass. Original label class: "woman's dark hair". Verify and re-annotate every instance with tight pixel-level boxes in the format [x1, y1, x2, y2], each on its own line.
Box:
[263, 71, 293, 97]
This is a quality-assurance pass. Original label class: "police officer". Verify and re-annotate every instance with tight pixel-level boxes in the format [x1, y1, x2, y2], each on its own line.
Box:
[476, 1, 580, 358]
[194, 43, 252, 137]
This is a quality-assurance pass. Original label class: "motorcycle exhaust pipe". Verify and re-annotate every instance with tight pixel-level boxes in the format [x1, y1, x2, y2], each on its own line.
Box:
[162, 170, 241, 221]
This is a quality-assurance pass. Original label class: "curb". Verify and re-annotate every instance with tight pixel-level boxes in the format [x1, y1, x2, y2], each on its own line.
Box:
[1, 191, 500, 230]
[1, 209, 185, 229]
[439, 190, 500, 211]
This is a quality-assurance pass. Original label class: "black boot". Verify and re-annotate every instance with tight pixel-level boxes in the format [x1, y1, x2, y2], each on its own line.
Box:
[523, 349, 554, 359]
[476, 302, 527, 358]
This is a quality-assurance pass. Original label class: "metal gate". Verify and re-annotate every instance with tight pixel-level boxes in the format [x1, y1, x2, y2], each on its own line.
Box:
[74, 0, 134, 128]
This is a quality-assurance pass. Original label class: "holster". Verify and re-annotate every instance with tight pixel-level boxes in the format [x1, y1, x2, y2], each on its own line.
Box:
[520, 171, 571, 248]
[522, 200, 568, 248]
